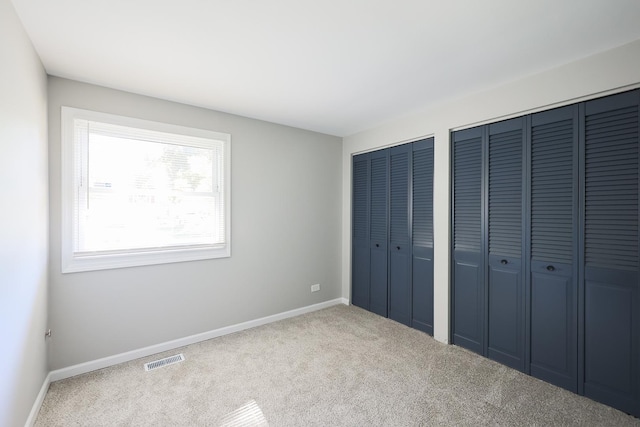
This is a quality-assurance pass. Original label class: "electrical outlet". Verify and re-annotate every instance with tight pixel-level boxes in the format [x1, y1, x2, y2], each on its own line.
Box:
[311, 284, 320, 292]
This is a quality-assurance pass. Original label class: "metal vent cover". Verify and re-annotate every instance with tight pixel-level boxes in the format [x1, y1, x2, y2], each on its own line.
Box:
[144, 353, 185, 371]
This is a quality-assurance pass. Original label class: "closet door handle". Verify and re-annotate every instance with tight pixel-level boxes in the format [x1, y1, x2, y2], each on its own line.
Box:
[375, 243, 379, 248]
[500, 259, 508, 265]
[546, 265, 555, 272]
[396, 246, 401, 250]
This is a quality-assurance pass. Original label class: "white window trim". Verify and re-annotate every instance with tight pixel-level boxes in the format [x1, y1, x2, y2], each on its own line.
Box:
[61, 106, 231, 273]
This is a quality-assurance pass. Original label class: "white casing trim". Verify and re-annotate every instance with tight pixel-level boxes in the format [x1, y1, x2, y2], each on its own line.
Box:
[60, 106, 232, 274]
[49, 298, 348, 382]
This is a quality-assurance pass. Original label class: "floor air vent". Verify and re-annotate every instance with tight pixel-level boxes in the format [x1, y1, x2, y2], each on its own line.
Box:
[144, 354, 185, 371]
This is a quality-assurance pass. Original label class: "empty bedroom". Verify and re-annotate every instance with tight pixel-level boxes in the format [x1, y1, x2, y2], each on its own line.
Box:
[2, 0, 640, 426]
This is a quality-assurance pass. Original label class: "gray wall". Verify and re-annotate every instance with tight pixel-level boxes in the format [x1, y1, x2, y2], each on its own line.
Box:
[48, 77, 342, 370]
[0, 0, 49, 425]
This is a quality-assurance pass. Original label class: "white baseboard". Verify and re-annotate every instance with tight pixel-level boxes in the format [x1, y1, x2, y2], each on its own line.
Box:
[25, 372, 51, 427]
[49, 298, 348, 382]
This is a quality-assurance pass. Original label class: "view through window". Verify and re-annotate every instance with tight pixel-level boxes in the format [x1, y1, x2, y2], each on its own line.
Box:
[62, 107, 231, 272]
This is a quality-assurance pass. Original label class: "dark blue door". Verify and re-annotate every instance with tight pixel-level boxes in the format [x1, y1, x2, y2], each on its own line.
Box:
[369, 149, 389, 317]
[529, 105, 578, 392]
[351, 153, 371, 310]
[452, 126, 485, 354]
[487, 118, 526, 371]
[412, 138, 434, 335]
[388, 144, 411, 326]
[582, 90, 640, 416]
[448, 89, 640, 417]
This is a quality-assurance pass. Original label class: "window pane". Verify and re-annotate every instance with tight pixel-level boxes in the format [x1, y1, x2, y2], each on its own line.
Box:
[62, 106, 231, 273]
[78, 129, 221, 253]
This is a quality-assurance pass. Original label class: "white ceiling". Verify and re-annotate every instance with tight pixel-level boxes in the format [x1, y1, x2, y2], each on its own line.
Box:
[10, 0, 640, 137]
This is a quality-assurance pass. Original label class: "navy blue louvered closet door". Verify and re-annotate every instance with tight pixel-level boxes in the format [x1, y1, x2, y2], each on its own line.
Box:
[351, 153, 371, 310]
[388, 144, 412, 326]
[449, 89, 640, 417]
[352, 140, 434, 331]
[369, 149, 389, 317]
[583, 90, 640, 416]
[412, 139, 434, 335]
[529, 105, 579, 392]
[452, 126, 485, 354]
[487, 118, 526, 371]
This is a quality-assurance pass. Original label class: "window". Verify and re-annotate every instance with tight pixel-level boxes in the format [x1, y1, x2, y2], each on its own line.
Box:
[61, 107, 231, 273]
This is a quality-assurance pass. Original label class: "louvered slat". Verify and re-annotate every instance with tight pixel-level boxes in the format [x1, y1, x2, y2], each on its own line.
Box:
[390, 151, 409, 245]
[585, 105, 639, 270]
[370, 156, 387, 242]
[352, 156, 368, 240]
[413, 145, 433, 248]
[489, 129, 522, 257]
[454, 137, 482, 252]
[531, 118, 573, 264]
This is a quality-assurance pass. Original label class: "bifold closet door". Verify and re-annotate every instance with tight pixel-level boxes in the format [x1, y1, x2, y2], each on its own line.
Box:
[452, 127, 485, 354]
[449, 89, 640, 417]
[351, 153, 371, 310]
[583, 90, 640, 415]
[412, 139, 434, 334]
[529, 105, 578, 392]
[388, 144, 411, 326]
[486, 118, 526, 371]
[369, 149, 389, 317]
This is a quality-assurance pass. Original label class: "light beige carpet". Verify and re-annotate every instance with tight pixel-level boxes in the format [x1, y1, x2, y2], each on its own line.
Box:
[35, 305, 639, 426]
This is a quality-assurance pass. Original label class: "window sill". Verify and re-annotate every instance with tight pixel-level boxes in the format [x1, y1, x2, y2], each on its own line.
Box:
[61, 245, 230, 273]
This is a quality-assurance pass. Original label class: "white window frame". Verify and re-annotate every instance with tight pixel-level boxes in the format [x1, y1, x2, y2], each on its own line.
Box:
[61, 106, 231, 273]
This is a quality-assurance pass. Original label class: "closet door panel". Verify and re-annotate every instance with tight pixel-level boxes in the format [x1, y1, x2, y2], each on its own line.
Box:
[530, 263, 574, 385]
[412, 139, 434, 334]
[530, 106, 578, 391]
[452, 127, 484, 354]
[352, 154, 371, 309]
[412, 256, 433, 333]
[488, 256, 522, 367]
[583, 90, 639, 415]
[487, 118, 525, 371]
[369, 150, 389, 317]
[585, 269, 636, 409]
[454, 261, 484, 352]
[530, 263, 575, 390]
[389, 252, 410, 324]
[389, 144, 411, 326]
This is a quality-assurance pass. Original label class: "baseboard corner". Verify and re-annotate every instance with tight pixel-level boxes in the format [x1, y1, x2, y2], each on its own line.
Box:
[25, 372, 51, 427]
